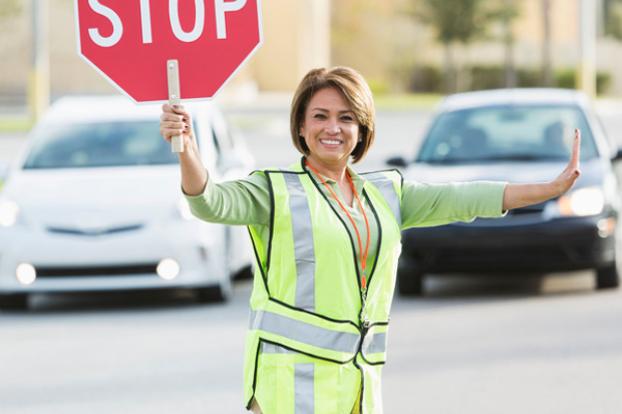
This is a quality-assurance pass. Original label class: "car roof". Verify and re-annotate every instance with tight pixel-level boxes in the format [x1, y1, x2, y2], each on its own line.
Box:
[439, 88, 591, 112]
[40, 95, 217, 124]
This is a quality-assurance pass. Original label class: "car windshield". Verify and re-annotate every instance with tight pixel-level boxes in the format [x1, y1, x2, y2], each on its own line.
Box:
[417, 105, 599, 164]
[23, 121, 178, 169]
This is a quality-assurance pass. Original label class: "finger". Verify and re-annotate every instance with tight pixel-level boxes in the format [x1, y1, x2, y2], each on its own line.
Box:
[160, 113, 184, 123]
[171, 104, 190, 117]
[570, 128, 581, 166]
[161, 120, 185, 130]
[161, 103, 177, 114]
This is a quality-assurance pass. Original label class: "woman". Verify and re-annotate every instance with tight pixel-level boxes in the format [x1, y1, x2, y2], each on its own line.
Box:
[160, 67, 580, 414]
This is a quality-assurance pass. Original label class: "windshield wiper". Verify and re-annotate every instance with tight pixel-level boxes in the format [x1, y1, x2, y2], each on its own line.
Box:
[474, 154, 567, 162]
[420, 154, 567, 164]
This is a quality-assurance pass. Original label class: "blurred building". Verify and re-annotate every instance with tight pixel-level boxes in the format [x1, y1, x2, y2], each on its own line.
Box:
[332, 0, 622, 95]
[0, 0, 330, 106]
[0, 0, 621, 107]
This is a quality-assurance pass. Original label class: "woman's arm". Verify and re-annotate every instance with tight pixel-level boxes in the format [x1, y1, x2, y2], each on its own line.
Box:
[160, 104, 270, 226]
[160, 104, 207, 196]
[502, 129, 581, 211]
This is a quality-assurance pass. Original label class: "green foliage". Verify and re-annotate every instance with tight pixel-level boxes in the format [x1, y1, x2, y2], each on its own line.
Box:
[0, 0, 21, 19]
[555, 69, 611, 94]
[416, 0, 515, 44]
[367, 79, 390, 95]
[409, 66, 443, 93]
[604, 0, 622, 40]
[409, 65, 612, 95]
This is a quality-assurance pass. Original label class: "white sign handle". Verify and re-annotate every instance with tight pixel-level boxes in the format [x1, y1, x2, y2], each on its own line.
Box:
[167, 59, 184, 153]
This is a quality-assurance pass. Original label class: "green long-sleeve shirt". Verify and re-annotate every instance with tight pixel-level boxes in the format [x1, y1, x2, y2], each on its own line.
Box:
[185, 163, 507, 274]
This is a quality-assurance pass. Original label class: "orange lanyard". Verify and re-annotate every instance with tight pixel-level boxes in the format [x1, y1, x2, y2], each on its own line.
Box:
[305, 161, 371, 291]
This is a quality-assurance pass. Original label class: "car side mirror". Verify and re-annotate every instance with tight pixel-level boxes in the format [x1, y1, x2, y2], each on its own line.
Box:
[386, 156, 408, 168]
[613, 148, 622, 163]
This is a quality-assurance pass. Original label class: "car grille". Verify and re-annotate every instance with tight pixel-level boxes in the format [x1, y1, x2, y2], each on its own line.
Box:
[508, 202, 546, 216]
[35, 263, 158, 278]
[46, 224, 144, 237]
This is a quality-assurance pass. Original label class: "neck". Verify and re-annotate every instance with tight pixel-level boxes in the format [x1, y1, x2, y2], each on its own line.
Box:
[305, 156, 348, 183]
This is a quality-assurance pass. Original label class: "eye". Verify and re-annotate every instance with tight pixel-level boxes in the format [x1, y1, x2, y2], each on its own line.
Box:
[341, 114, 355, 122]
[313, 113, 327, 120]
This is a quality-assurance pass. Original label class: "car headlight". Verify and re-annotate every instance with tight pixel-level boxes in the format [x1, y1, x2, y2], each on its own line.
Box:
[557, 186, 605, 217]
[0, 200, 19, 227]
[177, 198, 194, 221]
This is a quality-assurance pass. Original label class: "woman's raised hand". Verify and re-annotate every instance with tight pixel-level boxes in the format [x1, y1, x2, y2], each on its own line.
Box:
[552, 128, 582, 196]
[160, 104, 199, 154]
[160, 104, 207, 195]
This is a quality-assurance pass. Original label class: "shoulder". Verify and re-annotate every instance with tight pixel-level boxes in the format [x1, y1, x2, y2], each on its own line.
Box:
[360, 168, 403, 188]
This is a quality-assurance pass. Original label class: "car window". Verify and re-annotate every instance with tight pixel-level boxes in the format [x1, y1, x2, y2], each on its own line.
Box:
[23, 121, 178, 169]
[417, 105, 599, 164]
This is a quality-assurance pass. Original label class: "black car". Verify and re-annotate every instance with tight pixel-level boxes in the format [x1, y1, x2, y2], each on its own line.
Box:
[388, 89, 622, 295]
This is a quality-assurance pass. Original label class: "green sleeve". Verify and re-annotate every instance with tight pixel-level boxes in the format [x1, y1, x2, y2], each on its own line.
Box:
[400, 180, 507, 229]
[184, 171, 271, 226]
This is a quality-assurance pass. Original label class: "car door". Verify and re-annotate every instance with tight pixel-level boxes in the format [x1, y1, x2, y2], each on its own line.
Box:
[207, 108, 254, 276]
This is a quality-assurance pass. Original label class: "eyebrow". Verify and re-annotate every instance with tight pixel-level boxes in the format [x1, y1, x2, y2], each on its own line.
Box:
[310, 107, 355, 114]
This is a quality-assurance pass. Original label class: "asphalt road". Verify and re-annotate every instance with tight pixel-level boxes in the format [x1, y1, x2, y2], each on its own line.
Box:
[1, 274, 622, 414]
[2, 105, 622, 413]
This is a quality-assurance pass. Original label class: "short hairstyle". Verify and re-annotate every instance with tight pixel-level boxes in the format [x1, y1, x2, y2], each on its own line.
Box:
[290, 67, 375, 163]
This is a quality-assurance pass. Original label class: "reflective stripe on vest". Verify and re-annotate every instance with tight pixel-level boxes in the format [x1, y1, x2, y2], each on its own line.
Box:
[363, 172, 401, 227]
[295, 363, 315, 413]
[250, 310, 361, 354]
[361, 331, 386, 355]
[283, 173, 316, 311]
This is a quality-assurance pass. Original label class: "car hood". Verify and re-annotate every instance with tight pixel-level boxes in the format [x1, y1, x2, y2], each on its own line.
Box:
[402, 158, 605, 189]
[2, 166, 185, 227]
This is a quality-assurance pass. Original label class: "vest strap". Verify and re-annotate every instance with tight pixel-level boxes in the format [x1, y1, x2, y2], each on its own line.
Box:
[363, 171, 402, 227]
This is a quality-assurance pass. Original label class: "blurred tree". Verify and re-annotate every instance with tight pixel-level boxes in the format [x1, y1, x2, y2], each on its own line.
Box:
[332, 0, 417, 93]
[604, 0, 622, 39]
[415, 0, 515, 92]
[499, 0, 520, 87]
[541, 0, 553, 86]
[0, 0, 21, 19]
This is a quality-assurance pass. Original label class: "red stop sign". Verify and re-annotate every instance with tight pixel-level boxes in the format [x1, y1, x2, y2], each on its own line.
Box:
[74, 0, 262, 103]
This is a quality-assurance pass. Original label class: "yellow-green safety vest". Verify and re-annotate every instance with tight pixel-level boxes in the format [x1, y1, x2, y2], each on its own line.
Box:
[244, 160, 402, 414]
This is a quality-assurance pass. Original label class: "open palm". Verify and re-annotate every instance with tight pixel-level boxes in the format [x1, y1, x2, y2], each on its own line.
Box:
[553, 128, 581, 195]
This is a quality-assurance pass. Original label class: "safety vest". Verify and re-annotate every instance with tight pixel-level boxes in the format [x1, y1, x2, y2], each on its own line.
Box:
[244, 160, 402, 414]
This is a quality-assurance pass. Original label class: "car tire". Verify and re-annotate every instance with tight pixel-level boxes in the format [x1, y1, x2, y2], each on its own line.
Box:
[195, 271, 233, 304]
[233, 265, 253, 281]
[397, 258, 425, 296]
[0, 293, 29, 311]
[195, 285, 229, 303]
[596, 263, 620, 290]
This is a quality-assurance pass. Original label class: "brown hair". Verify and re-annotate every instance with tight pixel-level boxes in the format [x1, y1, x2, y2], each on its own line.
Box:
[290, 67, 375, 163]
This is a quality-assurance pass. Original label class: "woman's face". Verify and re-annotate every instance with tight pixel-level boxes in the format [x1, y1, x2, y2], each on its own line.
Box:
[300, 87, 360, 168]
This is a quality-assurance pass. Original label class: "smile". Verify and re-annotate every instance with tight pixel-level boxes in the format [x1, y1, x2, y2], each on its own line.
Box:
[320, 139, 343, 145]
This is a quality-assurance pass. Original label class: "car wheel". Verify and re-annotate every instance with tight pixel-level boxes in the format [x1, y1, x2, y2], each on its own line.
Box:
[195, 276, 232, 304]
[233, 265, 253, 281]
[596, 263, 620, 290]
[0, 293, 29, 311]
[397, 258, 425, 296]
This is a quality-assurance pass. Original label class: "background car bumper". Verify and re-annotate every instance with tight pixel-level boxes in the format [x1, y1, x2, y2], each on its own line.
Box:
[401, 214, 617, 273]
[0, 220, 227, 293]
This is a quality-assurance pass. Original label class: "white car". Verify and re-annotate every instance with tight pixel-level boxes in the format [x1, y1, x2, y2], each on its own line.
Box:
[0, 96, 254, 309]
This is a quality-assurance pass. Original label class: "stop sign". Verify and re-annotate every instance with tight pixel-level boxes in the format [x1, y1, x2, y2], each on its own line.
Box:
[74, 0, 262, 103]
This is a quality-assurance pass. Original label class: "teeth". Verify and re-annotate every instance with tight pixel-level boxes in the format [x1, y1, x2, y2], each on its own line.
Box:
[321, 139, 341, 145]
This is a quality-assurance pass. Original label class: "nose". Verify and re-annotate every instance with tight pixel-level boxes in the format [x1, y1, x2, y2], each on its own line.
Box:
[324, 119, 340, 135]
